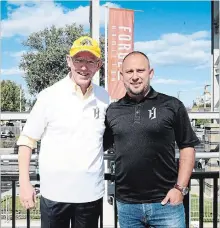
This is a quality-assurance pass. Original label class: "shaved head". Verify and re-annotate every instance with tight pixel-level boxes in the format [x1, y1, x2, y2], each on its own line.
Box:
[120, 51, 154, 101]
[122, 51, 150, 69]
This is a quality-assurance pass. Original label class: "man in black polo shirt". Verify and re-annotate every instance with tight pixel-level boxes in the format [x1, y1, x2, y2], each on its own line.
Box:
[104, 51, 200, 228]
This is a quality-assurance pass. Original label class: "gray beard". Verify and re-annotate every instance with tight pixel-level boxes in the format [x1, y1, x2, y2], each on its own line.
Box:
[127, 88, 145, 96]
[126, 85, 150, 98]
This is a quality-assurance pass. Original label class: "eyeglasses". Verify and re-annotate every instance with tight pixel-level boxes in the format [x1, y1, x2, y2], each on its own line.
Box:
[71, 58, 99, 66]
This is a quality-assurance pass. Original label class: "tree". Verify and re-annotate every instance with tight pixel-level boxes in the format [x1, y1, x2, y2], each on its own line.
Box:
[99, 36, 105, 87]
[26, 98, 37, 111]
[195, 119, 211, 126]
[1, 80, 26, 111]
[20, 24, 105, 96]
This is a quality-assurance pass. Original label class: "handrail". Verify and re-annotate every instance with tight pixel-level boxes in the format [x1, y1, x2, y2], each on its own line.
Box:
[1, 171, 219, 228]
[175, 152, 219, 159]
[1, 171, 219, 180]
[0, 152, 219, 161]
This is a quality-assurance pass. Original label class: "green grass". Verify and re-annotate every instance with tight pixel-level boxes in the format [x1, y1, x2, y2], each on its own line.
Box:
[1, 196, 40, 219]
[191, 195, 216, 222]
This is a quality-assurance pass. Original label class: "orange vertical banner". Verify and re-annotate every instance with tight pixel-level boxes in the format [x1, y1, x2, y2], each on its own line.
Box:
[107, 8, 134, 100]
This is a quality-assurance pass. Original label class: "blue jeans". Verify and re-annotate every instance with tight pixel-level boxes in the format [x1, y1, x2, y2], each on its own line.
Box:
[117, 201, 186, 228]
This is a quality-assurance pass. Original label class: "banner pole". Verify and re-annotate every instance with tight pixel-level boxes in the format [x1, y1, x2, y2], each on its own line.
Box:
[90, 0, 100, 86]
[105, 6, 109, 91]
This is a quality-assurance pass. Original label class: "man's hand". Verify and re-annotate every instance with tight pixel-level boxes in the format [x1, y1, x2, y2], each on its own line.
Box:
[19, 181, 36, 209]
[161, 188, 183, 206]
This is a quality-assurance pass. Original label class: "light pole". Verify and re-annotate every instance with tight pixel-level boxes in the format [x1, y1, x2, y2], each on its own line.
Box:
[177, 91, 182, 100]
[19, 84, 22, 112]
[90, 0, 100, 86]
[19, 85, 22, 132]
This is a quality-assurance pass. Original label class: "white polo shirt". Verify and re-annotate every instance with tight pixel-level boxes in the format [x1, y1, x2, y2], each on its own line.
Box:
[20, 75, 110, 203]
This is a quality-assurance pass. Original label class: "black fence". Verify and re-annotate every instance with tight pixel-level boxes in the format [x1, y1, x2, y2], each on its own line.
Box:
[1, 170, 219, 228]
[184, 171, 219, 228]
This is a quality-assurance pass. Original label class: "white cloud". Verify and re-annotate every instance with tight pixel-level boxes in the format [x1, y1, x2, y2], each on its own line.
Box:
[190, 31, 210, 39]
[2, 1, 120, 37]
[194, 61, 211, 69]
[1, 68, 23, 75]
[7, 0, 38, 4]
[135, 31, 211, 69]
[191, 86, 205, 90]
[152, 78, 195, 85]
[9, 50, 25, 58]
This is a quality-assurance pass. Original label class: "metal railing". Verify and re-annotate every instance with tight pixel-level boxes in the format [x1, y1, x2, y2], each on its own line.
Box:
[1, 171, 219, 228]
[184, 171, 219, 228]
[1, 151, 219, 163]
[0, 173, 117, 228]
[1, 153, 219, 228]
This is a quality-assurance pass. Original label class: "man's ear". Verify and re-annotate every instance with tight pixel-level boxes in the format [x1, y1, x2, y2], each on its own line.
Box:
[149, 68, 154, 80]
[97, 59, 103, 70]
[120, 71, 124, 81]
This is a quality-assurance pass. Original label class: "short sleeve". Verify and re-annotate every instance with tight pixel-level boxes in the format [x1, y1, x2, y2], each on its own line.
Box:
[174, 102, 200, 149]
[103, 113, 114, 152]
[21, 91, 48, 140]
[17, 135, 37, 149]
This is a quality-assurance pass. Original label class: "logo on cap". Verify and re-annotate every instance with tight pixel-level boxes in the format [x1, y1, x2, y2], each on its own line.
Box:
[80, 38, 92, 46]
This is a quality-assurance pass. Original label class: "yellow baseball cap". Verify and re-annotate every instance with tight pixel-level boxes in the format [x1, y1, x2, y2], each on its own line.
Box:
[69, 36, 101, 58]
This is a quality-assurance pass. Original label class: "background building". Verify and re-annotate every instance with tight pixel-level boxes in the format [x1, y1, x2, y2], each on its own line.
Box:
[211, 0, 219, 112]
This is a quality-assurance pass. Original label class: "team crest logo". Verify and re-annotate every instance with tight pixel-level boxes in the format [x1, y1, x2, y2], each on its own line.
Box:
[80, 39, 92, 46]
[148, 107, 156, 120]
[93, 107, 99, 119]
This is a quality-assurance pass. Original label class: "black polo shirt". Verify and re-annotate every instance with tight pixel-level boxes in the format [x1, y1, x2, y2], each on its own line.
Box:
[104, 87, 200, 203]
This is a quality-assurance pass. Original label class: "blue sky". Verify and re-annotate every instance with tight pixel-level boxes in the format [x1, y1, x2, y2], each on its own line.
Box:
[1, 0, 211, 107]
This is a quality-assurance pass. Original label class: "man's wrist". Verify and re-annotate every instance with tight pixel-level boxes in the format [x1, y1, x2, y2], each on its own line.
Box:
[174, 184, 189, 196]
[19, 176, 30, 184]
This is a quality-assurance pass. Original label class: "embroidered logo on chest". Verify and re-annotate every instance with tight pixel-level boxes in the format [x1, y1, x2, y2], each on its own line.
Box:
[93, 107, 100, 119]
[148, 107, 156, 120]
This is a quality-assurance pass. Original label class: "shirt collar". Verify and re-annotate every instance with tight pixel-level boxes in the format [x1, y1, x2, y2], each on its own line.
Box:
[123, 86, 158, 104]
[66, 72, 93, 96]
[146, 87, 158, 99]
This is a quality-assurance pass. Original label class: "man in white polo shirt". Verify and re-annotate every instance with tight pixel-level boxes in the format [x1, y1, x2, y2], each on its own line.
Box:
[17, 36, 109, 228]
